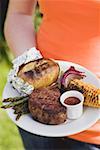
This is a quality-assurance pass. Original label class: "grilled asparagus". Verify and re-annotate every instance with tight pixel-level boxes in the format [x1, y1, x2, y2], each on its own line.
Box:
[1, 96, 29, 120]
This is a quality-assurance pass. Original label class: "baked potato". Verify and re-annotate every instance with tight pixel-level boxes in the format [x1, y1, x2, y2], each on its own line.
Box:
[18, 58, 60, 89]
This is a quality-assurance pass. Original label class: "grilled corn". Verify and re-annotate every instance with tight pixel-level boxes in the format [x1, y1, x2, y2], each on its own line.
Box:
[68, 79, 100, 108]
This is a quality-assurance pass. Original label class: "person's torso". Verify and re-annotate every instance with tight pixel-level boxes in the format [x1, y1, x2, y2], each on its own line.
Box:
[36, 0, 100, 74]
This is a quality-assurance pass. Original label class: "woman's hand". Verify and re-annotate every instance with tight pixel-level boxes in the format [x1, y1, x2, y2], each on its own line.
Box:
[4, 0, 37, 56]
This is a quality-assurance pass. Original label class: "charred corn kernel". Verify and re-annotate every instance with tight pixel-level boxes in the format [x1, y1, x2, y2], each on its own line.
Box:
[68, 79, 100, 108]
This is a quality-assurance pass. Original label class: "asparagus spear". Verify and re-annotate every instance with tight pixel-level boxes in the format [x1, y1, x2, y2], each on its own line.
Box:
[1, 95, 30, 121]
[2, 96, 29, 102]
[16, 113, 22, 121]
[14, 101, 28, 110]
[15, 111, 29, 121]
[13, 103, 24, 114]
[1, 97, 28, 109]
[13, 102, 29, 114]
[15, 106, 29, 121]
[14, 108, 29, 114]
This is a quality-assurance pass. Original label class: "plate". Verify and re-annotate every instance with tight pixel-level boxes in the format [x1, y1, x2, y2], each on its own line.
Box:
[2, 61, 100, 137]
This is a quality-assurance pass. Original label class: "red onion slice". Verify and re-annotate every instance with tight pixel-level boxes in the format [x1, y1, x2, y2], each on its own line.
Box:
[61, 66, 86, 88]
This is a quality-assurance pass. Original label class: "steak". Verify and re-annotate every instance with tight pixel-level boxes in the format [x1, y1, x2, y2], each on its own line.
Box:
[29, 86, 67, 125]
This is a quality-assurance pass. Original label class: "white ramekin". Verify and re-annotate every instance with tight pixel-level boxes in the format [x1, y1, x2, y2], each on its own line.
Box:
[60, 90, 84, 119]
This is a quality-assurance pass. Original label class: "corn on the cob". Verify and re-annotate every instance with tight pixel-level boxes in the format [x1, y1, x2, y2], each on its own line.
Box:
[68, 79, 100, 108]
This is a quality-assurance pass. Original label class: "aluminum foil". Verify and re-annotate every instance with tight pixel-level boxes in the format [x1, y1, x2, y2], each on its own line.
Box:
[8, 47, 42, 95]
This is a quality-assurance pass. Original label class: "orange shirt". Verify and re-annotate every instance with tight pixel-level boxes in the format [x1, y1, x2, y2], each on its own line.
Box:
[36, 0, 100, 145]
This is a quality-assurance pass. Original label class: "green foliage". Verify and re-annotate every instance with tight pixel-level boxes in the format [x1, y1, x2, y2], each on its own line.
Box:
[0, 110, 24, 150]
[0, 61, 24, 150]
[0, 61, 10, 99]
[0, 36, 13, 66]
[34, 5, 42, 32]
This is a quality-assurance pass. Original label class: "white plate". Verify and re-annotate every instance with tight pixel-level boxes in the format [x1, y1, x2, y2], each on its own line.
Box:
[2, 61, 100, 137]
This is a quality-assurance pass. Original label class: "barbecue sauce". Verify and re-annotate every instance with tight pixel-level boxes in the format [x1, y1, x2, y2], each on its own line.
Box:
[64, 97, 80, 105]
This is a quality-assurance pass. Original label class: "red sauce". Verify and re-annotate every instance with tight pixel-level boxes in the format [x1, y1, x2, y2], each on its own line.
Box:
[64, 97, 80, 105]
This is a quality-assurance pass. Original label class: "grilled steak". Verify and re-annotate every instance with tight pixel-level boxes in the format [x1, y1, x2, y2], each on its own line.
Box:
[29, 86, 67, 125]
[18, 58, 60, 89]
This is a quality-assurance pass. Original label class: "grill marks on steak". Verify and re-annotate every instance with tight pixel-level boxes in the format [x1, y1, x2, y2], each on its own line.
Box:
[30, 88, 62, 113]
[29, 87, 67, 124]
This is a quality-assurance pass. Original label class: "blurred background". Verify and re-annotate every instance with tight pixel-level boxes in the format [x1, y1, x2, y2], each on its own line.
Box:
[0, 0, 42, 149]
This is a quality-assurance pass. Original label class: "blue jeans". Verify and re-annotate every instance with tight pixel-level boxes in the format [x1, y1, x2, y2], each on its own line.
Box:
[18, 127, 100, 150]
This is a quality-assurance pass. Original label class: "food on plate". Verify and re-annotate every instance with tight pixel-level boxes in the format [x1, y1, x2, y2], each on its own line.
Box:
[8, 47, 42, 95]
[60, 90, 84, 119]
[29, 85, 67, 124]
[67, 79, 100, 108]
[1, 61, 100, 123]
[64, 97, 81, 105]
[61, 66, 86, 88]
[18, 58, 60, 89]
[2, 96, 29, 120]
